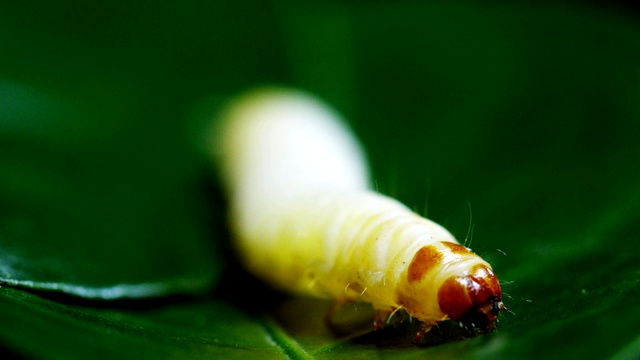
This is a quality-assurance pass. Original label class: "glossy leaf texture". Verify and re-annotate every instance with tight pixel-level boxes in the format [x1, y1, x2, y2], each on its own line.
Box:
[1, 1, 640, 359]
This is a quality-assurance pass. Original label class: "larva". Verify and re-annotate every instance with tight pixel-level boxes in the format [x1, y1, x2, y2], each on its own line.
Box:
[213, 87, 506, 340]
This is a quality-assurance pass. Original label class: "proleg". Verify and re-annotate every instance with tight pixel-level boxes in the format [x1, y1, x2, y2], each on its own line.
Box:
[212, 87, 506, 341]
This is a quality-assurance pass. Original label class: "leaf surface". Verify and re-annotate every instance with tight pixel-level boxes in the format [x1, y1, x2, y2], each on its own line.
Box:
[1, 1, 639, 359]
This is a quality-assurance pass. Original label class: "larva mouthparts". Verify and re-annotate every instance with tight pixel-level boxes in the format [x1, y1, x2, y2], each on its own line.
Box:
[213, 87, 505, 342]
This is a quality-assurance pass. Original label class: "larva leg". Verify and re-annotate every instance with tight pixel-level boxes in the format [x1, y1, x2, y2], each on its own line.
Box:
[413, 321, 436, 343]
[325, 299, 378, 337]
[373, 310, 390, 331]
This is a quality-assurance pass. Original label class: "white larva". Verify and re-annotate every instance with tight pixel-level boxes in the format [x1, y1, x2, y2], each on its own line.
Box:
[213, 87, 506, 340]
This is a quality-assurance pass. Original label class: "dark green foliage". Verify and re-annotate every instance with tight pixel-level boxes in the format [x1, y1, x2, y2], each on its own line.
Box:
[1, 1, 638, 359]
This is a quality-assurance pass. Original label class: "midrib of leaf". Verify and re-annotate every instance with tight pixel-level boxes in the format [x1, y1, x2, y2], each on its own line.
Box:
[258, 317, 314, 360]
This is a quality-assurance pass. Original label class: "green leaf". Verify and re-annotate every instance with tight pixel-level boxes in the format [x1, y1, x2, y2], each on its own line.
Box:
[0, 79, 221, 298]
[0, 6, 224, 296]
[1, 1, 640, 359]
[0, 286, 286, 359]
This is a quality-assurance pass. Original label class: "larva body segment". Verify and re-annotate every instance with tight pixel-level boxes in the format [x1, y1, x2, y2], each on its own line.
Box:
[214, 88, 505, 337]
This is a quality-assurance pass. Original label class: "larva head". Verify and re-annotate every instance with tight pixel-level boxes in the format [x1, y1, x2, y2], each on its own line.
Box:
[437, 263, 505, 333]
[398, 242, 505, 334]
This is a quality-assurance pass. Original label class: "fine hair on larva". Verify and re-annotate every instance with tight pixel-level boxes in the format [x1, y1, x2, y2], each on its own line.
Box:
[212, 87, 506, 341]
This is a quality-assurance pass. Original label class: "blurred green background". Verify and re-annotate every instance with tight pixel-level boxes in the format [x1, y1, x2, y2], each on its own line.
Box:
[1, 1, 639, 359]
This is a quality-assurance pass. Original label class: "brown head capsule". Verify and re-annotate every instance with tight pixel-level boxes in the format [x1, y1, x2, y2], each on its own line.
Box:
[437, 263, 506, 332]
